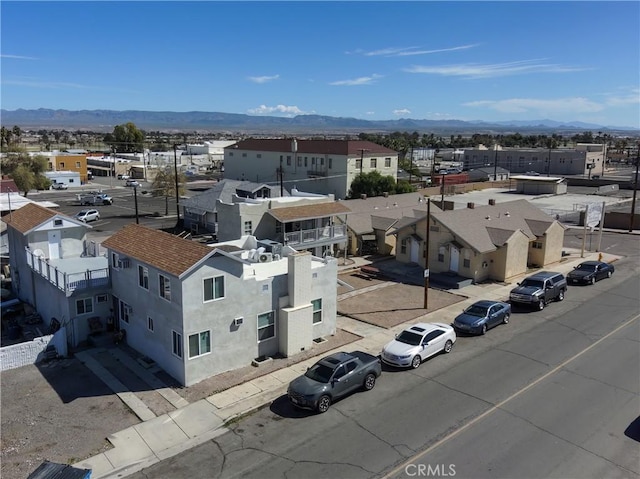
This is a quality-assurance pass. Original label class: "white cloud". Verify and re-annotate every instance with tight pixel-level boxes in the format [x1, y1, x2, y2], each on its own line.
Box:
[393, 108, 411, 116]
[463, 97, 604, 114]
[404, 59, 588, 79]
[365, 111, 375, 116]
[329, 74, 382, 86]
[247, 74, 280, 84]
[0, 54, 38, 60]
[2, 79, 92, 89]
[247, 104, 308, 116]
[356, 44, 478, 57]
[605, 88, 640, 106]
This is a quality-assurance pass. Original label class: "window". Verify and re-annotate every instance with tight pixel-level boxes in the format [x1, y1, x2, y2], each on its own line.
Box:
[423, 330, 444, 343]
[400, 239, 407, 254]
[119, 301, 131, 323]
[320, 158, 324, 166]
[385, 158, 391, 167]
[76, 161, 81, 168]
[204, 276, 225, 302]
[229, 152, 234, 156]
[297, 157, 302, 166]
[257, 153, 262, 158]
[312, 298, 322, 324]
[287, 155, 291, 166]
[355, 159, 362, 169]
[138, 265, 149, 289]
[76, 298, 93, 315]
[159, 274, 171, 301]
[54, 219, 63, 226]
[243, 220, 252, 235]
[345, 361, 357, 373]
[111, 253, 119, 268]
[463, 258, 470, 268]
[96, 294, 108, 303]
[60, 162, 65, 168]
[532, 241, 543, 249]
[333, 365, 346, 380]
[438, 253, 444, 262]
[147, 316, 154, 332]
[370, 158, 377, 168]
[172, 331, 182, 358]
[304, 158, 308, 167]
[257, 311, 275, 341]
[242, 153, 247, 157]
[328, 158, 332, 169]
[189, 331, 211, 358]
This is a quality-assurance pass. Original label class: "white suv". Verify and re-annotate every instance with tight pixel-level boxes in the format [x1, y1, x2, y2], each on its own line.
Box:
[75, 209, 100, 223]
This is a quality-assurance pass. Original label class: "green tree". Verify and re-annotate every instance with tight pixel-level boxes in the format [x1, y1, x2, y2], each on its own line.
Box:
[151, 166, 186, 215]
[105, 122, 145, 153]
[1, 151, 51, 196]
[348, 171, 396, 198]
[394, 180, 415, 194]
[10, 164, 36, 196]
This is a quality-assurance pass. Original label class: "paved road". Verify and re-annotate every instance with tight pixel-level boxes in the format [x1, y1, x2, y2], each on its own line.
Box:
[128, 249, 640, 479]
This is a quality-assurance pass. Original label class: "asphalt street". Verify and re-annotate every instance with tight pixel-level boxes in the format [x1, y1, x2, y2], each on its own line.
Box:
[127, 241, 640, 479]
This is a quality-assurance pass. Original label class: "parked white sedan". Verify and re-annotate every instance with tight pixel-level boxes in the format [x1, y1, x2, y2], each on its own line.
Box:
[381, 322, 456, 369]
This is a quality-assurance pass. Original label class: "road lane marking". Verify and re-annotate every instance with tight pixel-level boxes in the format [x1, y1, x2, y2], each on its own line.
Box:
[381, 313, 640, 479]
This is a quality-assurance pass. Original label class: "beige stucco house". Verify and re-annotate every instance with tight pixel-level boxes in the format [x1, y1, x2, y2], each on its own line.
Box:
[390, 199, 565, 283]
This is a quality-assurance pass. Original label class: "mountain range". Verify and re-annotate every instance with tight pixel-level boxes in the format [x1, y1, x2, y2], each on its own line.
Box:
[1, 108, 637, 135]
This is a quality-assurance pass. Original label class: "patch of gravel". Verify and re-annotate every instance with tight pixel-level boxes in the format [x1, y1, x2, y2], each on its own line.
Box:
[0, 358, 140, 479]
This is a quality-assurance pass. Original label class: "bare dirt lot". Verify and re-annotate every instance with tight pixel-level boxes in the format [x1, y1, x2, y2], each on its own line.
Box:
[0, 358, 140, 479]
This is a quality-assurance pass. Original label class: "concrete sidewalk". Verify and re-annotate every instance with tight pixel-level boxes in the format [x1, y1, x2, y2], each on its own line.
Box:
[77, 250, 619, 478]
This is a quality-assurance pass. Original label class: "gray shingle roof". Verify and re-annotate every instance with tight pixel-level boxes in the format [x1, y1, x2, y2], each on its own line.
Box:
[181, 180, 285, 213]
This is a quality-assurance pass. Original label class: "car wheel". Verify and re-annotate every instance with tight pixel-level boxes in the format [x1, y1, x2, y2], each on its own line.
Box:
[411, 355, 421, 369]
[503, 313, 510, 324]
[590, 277, 596, 285]
[538, 299, 545, 311]
[557, 290, 565, 301]
[363, 373, 376, 391]
[317, 395, 331, 413]
[481, 324, 488, 335]
[607, 271, 612, 278]
[443, 339, 453, 353]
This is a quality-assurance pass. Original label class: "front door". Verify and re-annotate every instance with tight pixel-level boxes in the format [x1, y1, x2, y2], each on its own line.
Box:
[410, 238, 420, 264]
[47, 230, 61, 259]
[449, 245, 460, 272]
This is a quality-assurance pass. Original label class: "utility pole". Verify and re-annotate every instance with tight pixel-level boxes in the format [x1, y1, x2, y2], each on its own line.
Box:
[440, 173, 446, 205]
[493, 143, 498, 181]
[629, 145, 640, 232]
[173, 144, 181, 229]
[133, 186, 139, 224]
[423, 197, 431, 309]
[279, 156, 284, 197]
[409, 145, 413, 184]
[547, 145, 552, 177]
[357, 148, 368, 176]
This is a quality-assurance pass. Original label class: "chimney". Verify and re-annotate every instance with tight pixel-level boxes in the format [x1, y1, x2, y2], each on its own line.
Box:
[467, 202, 475, 209]
[287, 251, 311, 308]
[489, 199, 496, 206]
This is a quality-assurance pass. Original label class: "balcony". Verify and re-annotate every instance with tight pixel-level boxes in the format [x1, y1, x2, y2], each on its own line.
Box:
[25, 248, 110, 296]
[284, 224, 347, 246]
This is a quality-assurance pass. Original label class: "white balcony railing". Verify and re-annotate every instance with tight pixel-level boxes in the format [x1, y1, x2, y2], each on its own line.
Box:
[284, 224, 346, 246]
[25, 248, 110, 295]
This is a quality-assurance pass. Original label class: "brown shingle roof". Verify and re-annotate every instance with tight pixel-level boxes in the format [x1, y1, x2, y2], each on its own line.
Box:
[227, 139, 398, 156]
[267, 202, 350, 223]
[102, 224, 214, 277]
[3, 203, 60, 234]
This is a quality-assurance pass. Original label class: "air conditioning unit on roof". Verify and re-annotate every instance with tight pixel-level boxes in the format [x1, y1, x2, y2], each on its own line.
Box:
[258, 253, 273, 263]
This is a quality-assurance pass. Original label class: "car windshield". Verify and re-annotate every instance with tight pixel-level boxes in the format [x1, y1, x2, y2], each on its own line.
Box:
[465, 305, 489, 317]
[304, 363, 335, 383]
[576, 264, 596, 272]
[520, 279, 544, 288]
[396, 331, 423, 346]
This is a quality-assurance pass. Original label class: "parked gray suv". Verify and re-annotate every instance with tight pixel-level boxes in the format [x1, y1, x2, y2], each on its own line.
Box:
[509, 271, 567, 311]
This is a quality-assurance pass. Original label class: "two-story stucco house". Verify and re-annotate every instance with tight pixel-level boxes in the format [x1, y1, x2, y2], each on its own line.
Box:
[216, 188, 350, 257]
[102, 224, 338, 386]
[4, 203, 111, 347]
[223, 139, 399, 199]
[181, 179, 287, 236]
[390, 199, 565, 283]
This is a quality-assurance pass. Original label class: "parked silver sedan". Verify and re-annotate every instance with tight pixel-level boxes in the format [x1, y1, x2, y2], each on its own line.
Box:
[381, 322, 456, 369]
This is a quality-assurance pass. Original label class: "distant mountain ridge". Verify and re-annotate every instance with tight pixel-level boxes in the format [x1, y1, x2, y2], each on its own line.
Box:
[1, 108, 636, 134]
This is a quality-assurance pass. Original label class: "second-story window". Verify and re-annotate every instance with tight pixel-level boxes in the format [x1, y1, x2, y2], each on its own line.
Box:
[312, 299, 322, 324]
[204, 276, 225, 302]
[370, 158, 377, 168]
[385, 157, 391, 167]
[76, 161, 81, 168]
[159, 274, 171, 301]
[355, 158, 362, 169]
[138, 265, 149, 290]
[76, 298, 93, 315]
[244, 220, 252, 235]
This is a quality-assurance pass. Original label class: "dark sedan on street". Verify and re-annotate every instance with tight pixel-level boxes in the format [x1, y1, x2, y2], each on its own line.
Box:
[567, 261, 615, 285]
[452, 300, 511, 335]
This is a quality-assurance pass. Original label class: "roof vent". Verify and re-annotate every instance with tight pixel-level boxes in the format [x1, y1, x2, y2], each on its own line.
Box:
[360, 194, 367, 200]
[467, 202, 475, 209]
[505, 211, 510, 217]
[489, 199, 496, 206]
[485, 215, 491, 220]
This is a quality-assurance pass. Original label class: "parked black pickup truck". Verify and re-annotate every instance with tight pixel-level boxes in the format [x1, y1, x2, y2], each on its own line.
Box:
[287, 351, 382, 413]
[509, 271, 567, 311]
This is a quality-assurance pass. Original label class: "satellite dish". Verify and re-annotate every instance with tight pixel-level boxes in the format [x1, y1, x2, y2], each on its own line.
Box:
[33, 249, 45, 258]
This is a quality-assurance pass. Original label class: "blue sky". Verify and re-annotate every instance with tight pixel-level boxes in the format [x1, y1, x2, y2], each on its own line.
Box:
[2, 1, 639, 128]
